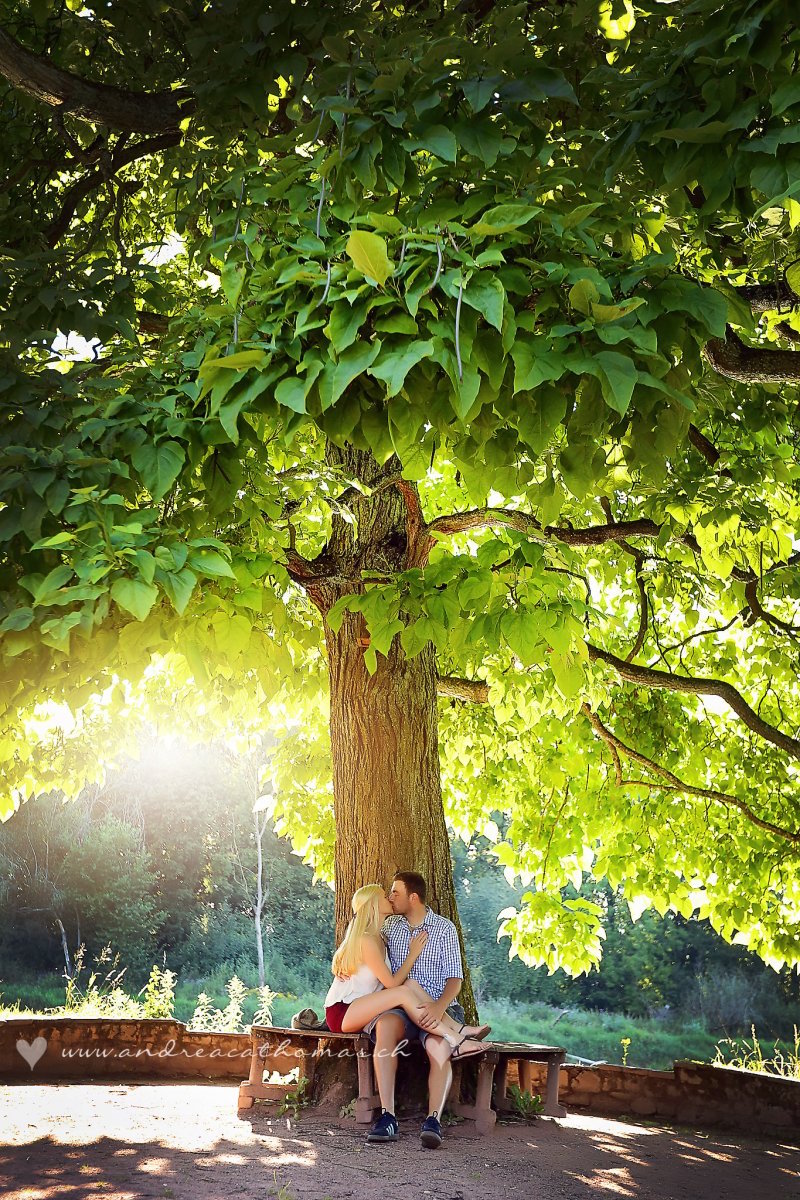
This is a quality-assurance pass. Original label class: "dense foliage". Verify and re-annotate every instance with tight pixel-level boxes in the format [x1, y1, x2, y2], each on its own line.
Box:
[1, 1, 799, 973]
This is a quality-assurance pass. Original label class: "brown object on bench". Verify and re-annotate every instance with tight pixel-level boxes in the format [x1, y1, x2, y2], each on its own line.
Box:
[238, 1027, 566, 1135]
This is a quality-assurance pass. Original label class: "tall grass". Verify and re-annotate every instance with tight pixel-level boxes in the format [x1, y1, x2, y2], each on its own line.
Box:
[713, 1025, 800, 1079]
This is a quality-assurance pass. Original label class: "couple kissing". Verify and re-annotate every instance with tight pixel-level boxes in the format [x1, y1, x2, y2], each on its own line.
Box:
[324, 870, 490, 1149]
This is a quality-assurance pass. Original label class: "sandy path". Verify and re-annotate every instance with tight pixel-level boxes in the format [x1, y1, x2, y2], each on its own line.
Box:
[0, 1081, 796, 1200]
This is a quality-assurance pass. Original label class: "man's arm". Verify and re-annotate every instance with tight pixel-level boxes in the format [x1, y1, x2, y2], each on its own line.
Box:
[415, 977, 461, 1029]
[415, 920, 463, 1030]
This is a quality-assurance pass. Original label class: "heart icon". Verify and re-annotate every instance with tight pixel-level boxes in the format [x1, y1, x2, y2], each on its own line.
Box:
[16, 1036, 48, 1071]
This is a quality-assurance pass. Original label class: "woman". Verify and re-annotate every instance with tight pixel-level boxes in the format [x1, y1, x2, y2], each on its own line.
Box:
[324, 884, 489, 1060]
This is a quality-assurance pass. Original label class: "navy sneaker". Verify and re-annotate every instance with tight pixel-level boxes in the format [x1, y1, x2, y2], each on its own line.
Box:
[366, 1111, 399, 1142]
[420, 1112, 443, 1149]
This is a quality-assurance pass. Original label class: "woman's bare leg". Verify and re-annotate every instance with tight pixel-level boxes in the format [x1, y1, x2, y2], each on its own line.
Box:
[342, 980, 487, 1047]
[341, 982, 430, 1033]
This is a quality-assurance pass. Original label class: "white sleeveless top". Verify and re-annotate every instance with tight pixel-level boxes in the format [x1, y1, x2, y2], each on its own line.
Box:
[324, 953, 389, 1006]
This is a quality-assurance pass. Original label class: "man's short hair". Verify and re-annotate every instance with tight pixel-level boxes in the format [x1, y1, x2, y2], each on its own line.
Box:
[393, 870, 427, 904]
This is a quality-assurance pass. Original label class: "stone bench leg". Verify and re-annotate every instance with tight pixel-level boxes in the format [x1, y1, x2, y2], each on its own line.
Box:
[543, 1055, 567, 1118]
[449, 1057, 497, 1135]
[474, 1057, 498, 1134]
[355, 1037, 380, 1125]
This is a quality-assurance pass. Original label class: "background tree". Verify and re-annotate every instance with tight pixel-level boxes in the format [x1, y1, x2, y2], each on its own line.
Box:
[1, 0, 799, 1007]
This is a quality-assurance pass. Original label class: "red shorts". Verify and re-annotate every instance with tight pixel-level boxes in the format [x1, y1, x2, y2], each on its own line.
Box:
[325, 1002, 350, 1033]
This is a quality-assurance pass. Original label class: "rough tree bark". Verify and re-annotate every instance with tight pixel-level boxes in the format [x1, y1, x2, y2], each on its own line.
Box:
[299, 441, 478, 1021]
[0, 27, 191, 132]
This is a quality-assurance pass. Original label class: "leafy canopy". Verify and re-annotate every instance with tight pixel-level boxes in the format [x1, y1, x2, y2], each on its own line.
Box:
[1, 0, 799, 974]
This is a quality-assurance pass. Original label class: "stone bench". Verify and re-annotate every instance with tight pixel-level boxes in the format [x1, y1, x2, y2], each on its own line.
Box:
[238, 1025, 566, 1135]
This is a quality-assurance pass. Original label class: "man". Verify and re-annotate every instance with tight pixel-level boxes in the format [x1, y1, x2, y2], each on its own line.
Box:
[365, 870, 469, 1150]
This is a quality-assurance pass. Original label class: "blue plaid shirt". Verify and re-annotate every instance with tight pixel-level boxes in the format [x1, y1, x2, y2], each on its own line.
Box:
[383, 909, 463, 1000]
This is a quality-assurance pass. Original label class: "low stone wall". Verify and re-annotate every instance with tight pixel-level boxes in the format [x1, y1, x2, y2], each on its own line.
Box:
[519, 1059, 799, 1136]
[0, 1017, 250, 1081]
[3, 1018, 797, 1137]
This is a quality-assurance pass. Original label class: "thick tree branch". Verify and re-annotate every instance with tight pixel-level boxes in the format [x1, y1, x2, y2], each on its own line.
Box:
[0, 27, 193, 133]
[587, 643, 800, 760]
[687, 424, 721, 467]
[736, 279, 799, 314]
[436, 675, 489, 703]
[46, 130, 181, 246]
[282, 548, 320, 584]
[426, 507, 662, 546]
[704, 328, 800, 382]
[582, 705, 800, 844]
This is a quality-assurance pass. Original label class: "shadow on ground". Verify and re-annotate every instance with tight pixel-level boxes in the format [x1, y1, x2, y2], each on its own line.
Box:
[0, 1081, 795, 1200]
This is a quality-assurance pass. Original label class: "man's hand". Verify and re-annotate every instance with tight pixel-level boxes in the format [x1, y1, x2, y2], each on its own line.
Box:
[415, 998, 446, 1031]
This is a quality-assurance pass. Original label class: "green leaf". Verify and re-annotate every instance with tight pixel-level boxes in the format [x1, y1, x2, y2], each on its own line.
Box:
[550, 650, 585, 698]
[461, 77, 499, 113]
[517, 389, 568, 456]
[374, 313, 418, 335]
[367, 339, 434, 397]
[591, 297, 645, 323]
[654, 278, 728, 337]
[471, 204, 541, 236]
[406, 124, 457, 162]
[456, 120, 503, 167]
[131, 440, 185, 501]
[346, 231, 394, 286]
[400, 617, 434, 659]
[786, 262, 800, 297]
[221, 261, 246, 307]
[511, 343, 566, 392]
[111, 577, 159, 622]
[214, 612, 252, 657]
[362, 212, 403, 235]
[526, 65, 578, 104]
[569, 278, 600, 315]
[559, 442, 596, 499]
[328, 300, 370, 351]
[501, 608, 541, 666]
[30, 531, 74, 550]
[0, 608, 34, 632]
[461, 274, 506, 331]
[29, 565, 73, 604]
[162, 567, 197, 615]
[198, 349, 269, 381]
[319, 340, 381, 409]
[188, 549, 236, 579]
[596, 351, 637, 415]
[275, 377, 309, 414]
[656, 121, 733, 143]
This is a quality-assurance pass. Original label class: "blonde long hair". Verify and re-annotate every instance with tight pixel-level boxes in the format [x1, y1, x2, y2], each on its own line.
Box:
[331, 884, 384, 978]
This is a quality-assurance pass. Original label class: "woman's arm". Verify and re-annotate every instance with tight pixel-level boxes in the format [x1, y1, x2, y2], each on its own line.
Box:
[362, 931, 427, 987]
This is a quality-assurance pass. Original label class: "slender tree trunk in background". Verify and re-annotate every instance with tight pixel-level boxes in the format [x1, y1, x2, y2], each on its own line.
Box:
[254, 811, 267, 989]
[55, 916, 72, 979]
[303, 443, 477, 1021]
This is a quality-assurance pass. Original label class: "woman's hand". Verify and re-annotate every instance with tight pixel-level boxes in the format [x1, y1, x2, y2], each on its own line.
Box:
[408, 929, 428, 960]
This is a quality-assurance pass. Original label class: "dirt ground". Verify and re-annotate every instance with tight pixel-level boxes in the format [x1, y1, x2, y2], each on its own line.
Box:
[0, 1081, 797, 1200]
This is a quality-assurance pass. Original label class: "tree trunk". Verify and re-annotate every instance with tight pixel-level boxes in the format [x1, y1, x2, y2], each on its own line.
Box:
[303, 442, 477, 1021]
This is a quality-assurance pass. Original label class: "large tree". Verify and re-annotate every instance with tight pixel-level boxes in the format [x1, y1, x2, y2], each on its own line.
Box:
[1, 0, 799, 1008]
